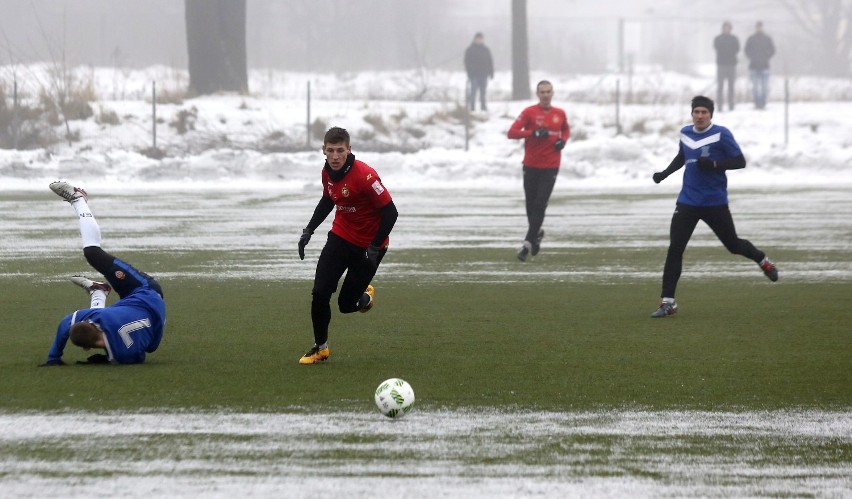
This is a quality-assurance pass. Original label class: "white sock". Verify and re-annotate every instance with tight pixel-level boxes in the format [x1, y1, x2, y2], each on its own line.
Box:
[662, 297, 675, 304]
[72, 199, 102, 248]
[89, 289, 108, 309]
[317, 343, 328, 350]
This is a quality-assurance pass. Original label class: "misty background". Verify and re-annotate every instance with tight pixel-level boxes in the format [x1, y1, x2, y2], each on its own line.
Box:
[1, 0, 848, 77]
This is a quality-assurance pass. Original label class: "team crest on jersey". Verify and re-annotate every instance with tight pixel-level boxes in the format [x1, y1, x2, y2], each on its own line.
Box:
[115, 270, 126, 280]
[341, 186, 350, 197]
[552, 116, 560, 124]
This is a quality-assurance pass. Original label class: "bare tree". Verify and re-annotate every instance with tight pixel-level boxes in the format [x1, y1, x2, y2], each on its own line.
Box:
[185, 0, 248, 95]
[511, 0, 530, 100]
[781, 0, 852, 76]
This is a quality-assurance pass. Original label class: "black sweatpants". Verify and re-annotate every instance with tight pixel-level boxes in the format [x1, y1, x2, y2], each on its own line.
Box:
[523, 166, 559, 243]
[311, 232, 386, 346]
[83, 246, 164, 299]
[661, 203, 765, 298]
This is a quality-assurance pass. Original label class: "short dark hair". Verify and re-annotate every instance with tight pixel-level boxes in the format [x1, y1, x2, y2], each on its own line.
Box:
[691, 95, 715, 117]
[324, 127, 350, 146]
[536, 80, 552, 91]
[70, 321, 102, 349]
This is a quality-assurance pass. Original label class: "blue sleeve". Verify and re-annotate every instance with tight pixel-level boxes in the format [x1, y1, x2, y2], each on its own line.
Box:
[720, 127, 742, 158]
[47, 313, 74, 363]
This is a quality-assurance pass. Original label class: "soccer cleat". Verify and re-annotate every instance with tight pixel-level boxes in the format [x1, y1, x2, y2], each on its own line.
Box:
[531, 229, 545, 256]
[359, 284, 375, 313]
[50, 181, 88, 203]
[651, 300, 678, 318]
[298, 345, 330, 365]
[517, 241, 531, 262]
[760, 258, 778, 282]
[70, 275, 112, 296]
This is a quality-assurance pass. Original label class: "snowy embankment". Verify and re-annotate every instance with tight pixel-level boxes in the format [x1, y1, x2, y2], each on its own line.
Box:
[1, 65, 851, 192]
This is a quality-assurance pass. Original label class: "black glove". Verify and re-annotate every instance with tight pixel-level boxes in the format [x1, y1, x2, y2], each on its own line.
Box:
[697, 157, 717, 170]
[554, 139, 566, 151]
[298, 228, 313, 260]
[38, 359, 66, 367]
[532, 127, 549, 138]
[77, 354, 109, 364]
[366, 244, 381, 268]
[652, 172, 667, 184]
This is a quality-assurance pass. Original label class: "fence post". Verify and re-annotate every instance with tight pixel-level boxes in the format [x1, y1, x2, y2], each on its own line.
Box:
[615, 79, 622, 135]
[306, 81, 311, 148]
[152, 81, 157, 150]
[12, 78, 19, 149]
[784, 78, 789, 147]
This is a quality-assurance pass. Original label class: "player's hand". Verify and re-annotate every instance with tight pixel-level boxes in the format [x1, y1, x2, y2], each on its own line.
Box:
[697, 157, 717, 170]
[38, 359, 66, 367]
[77, 354, 109, 364]
[298, 228, 313, 260]
[366, 244, 381, 269]
[652, 172, 666, 184]
[532, 127, 549, 138]
[554, 139, 566, 151]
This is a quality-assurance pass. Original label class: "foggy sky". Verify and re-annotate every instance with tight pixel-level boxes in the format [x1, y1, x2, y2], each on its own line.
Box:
[0, 0, 839, 76]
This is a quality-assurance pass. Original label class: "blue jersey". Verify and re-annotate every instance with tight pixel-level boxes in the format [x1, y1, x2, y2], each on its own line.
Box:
[676, 123, 743, 207]
[48, 287, 166, 364]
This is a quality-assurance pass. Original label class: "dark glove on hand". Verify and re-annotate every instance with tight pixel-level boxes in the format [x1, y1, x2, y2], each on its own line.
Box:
[652, 172, 667, 184]
[554, 139, 566, 151]
[38, 359, 66, 367]
[77, 354, 109, 365]
[298, 228, 313, 260]
[697, 157, 717, 170]
[532, 127, 549, 138]
[366, 244, 381, 268]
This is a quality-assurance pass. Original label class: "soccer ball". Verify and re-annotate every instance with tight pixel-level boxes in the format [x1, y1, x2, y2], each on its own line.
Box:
[374, 378, 415, 418]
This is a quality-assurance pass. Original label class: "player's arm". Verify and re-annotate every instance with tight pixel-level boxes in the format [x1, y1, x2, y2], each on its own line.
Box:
[40, 315, 73, 366]
[653, 148, 685, 184]
[507, 110, 532, 139]
[298, 196, 335, 260]
[372, 201, 398, 248]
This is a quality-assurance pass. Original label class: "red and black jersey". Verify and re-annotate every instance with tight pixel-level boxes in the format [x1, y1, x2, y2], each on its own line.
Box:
[321, 159, 393, 249]
[507, 104, 570, 169]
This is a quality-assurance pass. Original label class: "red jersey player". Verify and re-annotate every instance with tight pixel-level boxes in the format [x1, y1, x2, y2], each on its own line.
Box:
[296, 127, 398, 364]
[507, 80, 570, 262]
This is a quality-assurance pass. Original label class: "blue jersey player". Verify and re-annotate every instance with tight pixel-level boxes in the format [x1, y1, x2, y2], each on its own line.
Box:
[39, 181, 166, 365]
[650, 96, 778, 318]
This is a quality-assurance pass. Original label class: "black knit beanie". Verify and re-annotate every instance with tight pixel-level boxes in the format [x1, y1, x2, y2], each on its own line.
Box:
[691, 95, 714, 117]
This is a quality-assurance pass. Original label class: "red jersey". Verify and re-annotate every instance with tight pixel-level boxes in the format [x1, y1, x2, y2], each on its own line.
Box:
[322, 159, 393, 249]
[507, 104, 570, 169]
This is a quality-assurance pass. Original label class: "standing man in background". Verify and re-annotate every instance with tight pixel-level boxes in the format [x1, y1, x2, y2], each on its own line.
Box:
[714, 21, 740, 111]
[507, 80, 570, 262]
[744, 21, 776, 109]
[464, 32, 494, 111]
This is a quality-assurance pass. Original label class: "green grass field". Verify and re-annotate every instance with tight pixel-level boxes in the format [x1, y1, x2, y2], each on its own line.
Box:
[1, 188, 850, 496]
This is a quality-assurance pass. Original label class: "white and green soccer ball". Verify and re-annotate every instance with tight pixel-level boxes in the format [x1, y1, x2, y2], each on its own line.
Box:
[374, 378, 415, 419]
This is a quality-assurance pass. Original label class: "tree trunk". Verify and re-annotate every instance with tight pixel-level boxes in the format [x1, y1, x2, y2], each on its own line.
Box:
[185, 0, 248, 95]
[511, 0, 531, 100]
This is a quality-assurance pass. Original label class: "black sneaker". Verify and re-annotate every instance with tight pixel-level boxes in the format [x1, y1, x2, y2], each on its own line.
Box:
[531, 230, 545, 256]
[517, 241, 531, 262]
[651, 301, 677, 318]
[760, 258, 778, 282]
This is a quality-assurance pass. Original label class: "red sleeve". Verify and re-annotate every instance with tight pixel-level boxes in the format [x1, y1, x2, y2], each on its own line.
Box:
[507, 107, 532, 139]
[561, 110, 570, 141]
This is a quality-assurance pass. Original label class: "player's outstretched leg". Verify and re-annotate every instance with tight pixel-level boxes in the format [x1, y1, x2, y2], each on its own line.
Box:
[70, 275, 112, 309]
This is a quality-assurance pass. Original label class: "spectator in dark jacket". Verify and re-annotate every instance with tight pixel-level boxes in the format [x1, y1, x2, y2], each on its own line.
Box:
[713, 21, 740, 111]
[744, 21, 776, 109]
[464, 32, 494, 111]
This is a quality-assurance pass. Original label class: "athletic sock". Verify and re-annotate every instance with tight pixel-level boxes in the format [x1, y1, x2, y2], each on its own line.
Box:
[662, 297, 675, 304]
[317, 343, 328, 350]
[71, 199, 102, 248]
[89, 289, 108, 309]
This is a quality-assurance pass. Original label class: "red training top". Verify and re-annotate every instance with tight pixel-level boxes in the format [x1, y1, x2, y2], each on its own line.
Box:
[322, 159, 393, 249]
[507, 104, 570, 169]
